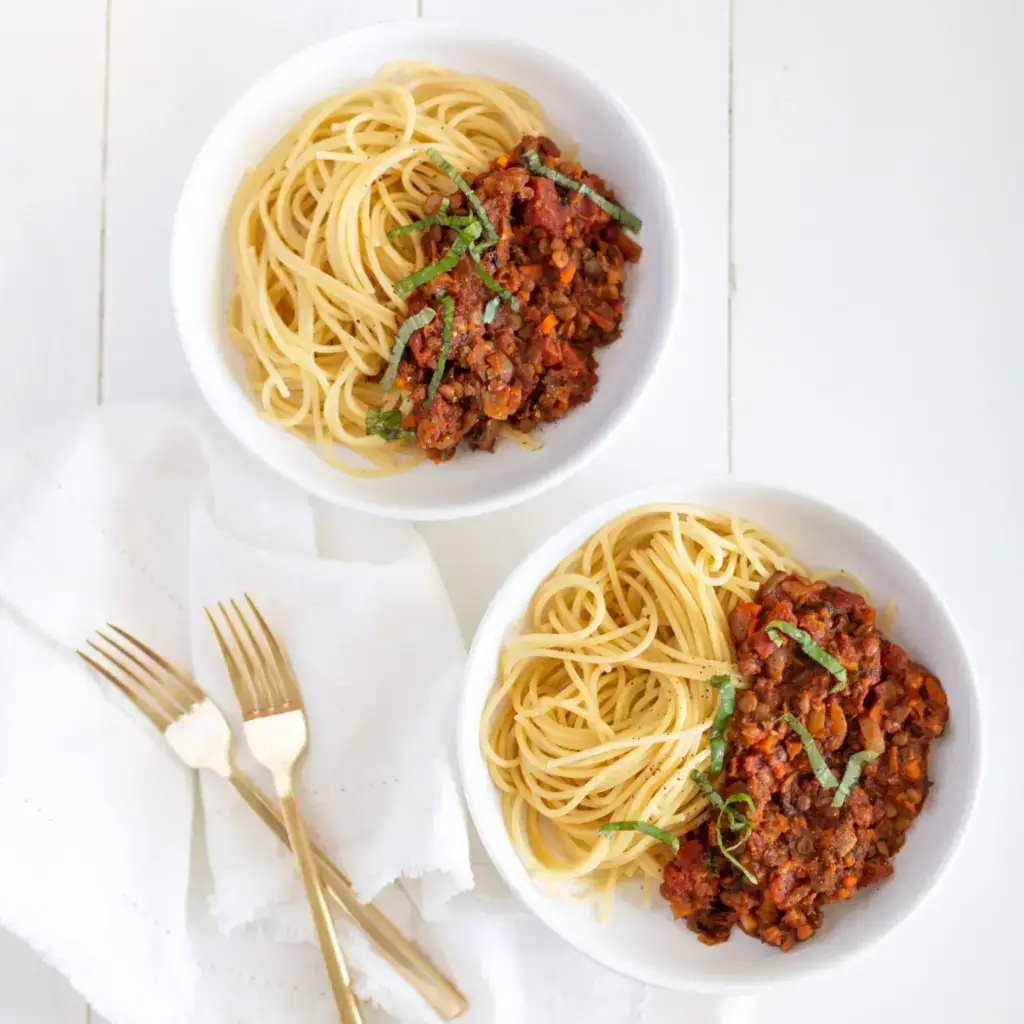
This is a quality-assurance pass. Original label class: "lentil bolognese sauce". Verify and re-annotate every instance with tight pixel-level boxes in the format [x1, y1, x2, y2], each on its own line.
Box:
[377, 135, 642, 460]
[660, 573, 949, 950]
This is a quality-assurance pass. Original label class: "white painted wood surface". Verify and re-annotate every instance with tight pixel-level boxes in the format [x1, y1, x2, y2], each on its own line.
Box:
[731, 3, 1019, 1021]
[0, 1, 1018, 1021]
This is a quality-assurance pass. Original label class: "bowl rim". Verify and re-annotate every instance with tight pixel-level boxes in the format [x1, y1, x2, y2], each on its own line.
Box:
[457, 475, 984, 993]
[170, 20, 683, 520]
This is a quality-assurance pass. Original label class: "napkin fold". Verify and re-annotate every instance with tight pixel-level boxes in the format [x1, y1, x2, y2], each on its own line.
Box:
[0, 406, 738, 1024]
[0, 405, 470, 1024]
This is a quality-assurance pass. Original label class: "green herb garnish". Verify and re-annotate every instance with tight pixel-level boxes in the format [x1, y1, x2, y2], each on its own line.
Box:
[365, 407, 414, 442]
[831, 750, 880, 808]
[392, 240, 466, 297]
[689, 770, 757, 884]
[720, 792, 755, 834]
[470, 253, 520, 311]
[691, 773, 753, 833]
[781, 713, 839, 790]
[708, 675, 735, 775]
[387, 212, 476, 240]
[380, 305, 436, 391]
[599, 820, 680, 852]
[392, 220, 481, 297]
[424, 295, 455, 405]
[715, 818, 757, 884]
[690, 767, 724, 808]
[522, 150, 642, 234]
[426, 146, 497, 245]
[767, 620, 849, 692]
[482, 296, 501, 324]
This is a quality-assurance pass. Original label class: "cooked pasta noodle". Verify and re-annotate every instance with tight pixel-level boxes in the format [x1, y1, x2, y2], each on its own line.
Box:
[227, 63, 547, 475]
[480, 504, 809, 904]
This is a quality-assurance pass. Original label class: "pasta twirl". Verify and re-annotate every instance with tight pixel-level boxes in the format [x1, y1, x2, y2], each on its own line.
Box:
[227, 63, 547, 476]
[480, 504, 808, 907]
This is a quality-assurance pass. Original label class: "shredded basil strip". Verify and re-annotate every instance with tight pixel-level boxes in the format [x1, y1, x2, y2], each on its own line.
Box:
[831, 750, 880, 808]
[692, 770, 757, 883]
[393, 239, 467, 297]
[781, 713, 839, 790]
[721, 792, 755, 835]
[767, 619, 849, 692]
[365, 407, 414, 442]
[470, 255, 521, 312]
[718, 798, 753, 851]
[691, 770, 755, 831]
[482, 296, 501, 324]
[393, 221, 481, 297]
[690, 768, 725, 810]
[387, 212, 475, 240]
[599, 820, 680, 853]
[715, 817, 758, 884]
[426, 146, 497, 244]
[708, 675, 735, 775]
[424, 295, 455, 405]
[522, 150, 642, 234]
[380, 306, 436, 390]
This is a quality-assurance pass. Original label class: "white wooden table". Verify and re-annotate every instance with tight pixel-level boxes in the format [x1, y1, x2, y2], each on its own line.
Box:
[1, 1, 1018, 1020]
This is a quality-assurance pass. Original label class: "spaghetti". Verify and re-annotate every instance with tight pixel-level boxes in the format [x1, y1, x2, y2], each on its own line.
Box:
[480, 504, 809, 907]
[227, 63, 547, 476]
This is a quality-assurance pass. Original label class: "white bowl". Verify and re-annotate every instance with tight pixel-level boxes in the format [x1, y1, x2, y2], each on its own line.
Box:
[170, 22, 681, 520]
[458, 478, 982, 993]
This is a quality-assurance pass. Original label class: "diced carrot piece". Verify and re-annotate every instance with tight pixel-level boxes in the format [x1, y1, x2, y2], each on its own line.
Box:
[736, 602, 762, 637]
[559, 264, 576, 285]
[589, 311, 614, 331]
[538, 334, 561, 366]
[924, 676, 947, 705]
[519, 263, 545, 281]
[495, 154, 509, 168]
[539, 313, 557, 335]
[618, 234, 643, 263]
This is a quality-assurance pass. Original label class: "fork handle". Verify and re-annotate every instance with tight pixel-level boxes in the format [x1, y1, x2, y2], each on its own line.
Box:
[278, 787, 365, 1024]
[230, 776, 467, 1019]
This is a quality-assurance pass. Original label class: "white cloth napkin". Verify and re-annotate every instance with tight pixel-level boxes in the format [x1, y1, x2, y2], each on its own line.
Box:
[0, 406, 737, 1024]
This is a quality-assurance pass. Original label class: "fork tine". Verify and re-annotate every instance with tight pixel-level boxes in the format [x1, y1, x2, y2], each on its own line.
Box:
[105, 623, 204, 706]
[77, 648, 173, 732]
[244, 594, 302, 707]
[222, 600, 272, 708]
[85, 637, 182, 722]
[205, 605, 258, 716]
[94, 630, 192, 717]
[230, 598, 285, 708]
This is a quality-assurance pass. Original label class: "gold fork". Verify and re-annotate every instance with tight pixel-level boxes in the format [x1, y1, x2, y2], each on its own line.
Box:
[205, 595, 363, 1024]
[78, 624, 467, 1021]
